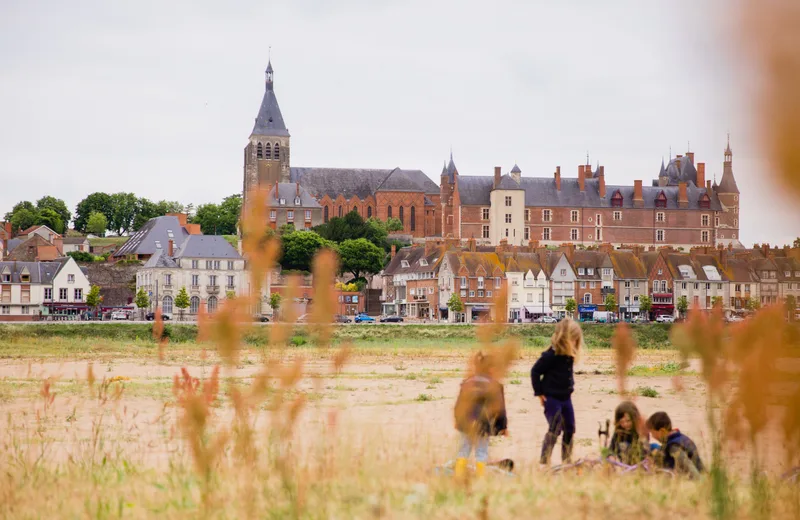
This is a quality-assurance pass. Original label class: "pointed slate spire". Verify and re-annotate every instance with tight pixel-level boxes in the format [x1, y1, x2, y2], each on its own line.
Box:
[252, 60, 289, 137]
[659, 157, 666, 177]
[446, 150, 458, 182]
[441, 160, 447, 175]
[510, 164, 521, 174]
[718, 135, 739, 194]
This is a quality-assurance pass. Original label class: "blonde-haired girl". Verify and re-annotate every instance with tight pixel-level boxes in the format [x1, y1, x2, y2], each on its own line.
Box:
[530, 318, 584, 465]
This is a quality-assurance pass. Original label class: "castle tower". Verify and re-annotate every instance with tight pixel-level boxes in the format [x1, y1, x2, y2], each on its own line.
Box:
[714, 135, 740, 244]
[440, 152, 460, 238]
[243, 60, 291, 212]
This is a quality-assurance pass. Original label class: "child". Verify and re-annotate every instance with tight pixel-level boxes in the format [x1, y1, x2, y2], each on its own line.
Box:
[531, 318, 583, 465]
[646, 411, 704, 478]
[608, 401, 649, 465]
[453, 352, 508, 478]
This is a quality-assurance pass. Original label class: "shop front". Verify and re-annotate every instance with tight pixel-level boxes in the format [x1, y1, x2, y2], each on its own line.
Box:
[619, 305, 641, 321]
[578, 304, 597, 321]
[650, 304, 674, 320]
[469, 305, 491, 323]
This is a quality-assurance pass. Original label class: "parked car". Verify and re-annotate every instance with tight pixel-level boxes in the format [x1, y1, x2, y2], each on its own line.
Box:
[254, 315, 270, 322]
[631, 316, 648, 323]
[334, 314, 352, 323]
[145, 312, 171, 321]
[655, 315, 675, 323]
[379, 315, 404, 323]
[354, 313, 375, 323]
[533, 316, 558, 324]
[727, 315, 744, 323]
[110, 311, 128, 321]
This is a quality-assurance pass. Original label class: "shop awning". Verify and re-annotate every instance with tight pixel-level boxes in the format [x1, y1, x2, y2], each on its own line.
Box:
[471, 306, 490, 312]
[578, 304, 597, 312]
[525, 306, 552, 314]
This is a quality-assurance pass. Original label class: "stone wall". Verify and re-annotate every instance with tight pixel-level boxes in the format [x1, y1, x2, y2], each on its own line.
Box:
[84, 263, 140, 306]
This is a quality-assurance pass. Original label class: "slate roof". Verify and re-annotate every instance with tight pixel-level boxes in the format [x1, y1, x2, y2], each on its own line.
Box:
[773, 257, 800, 281]
[6, 238, 24, 253]
[510, 164, 522, 174]
[657, 156, 698, 186]
[495, 174, 523, 191]
[174, 235, 242, 259]
[113, 216, 190, 257]
[383, 246, 445, 276]
[251, 61, 289, 137]
[267, 183, 320, 208]
[0, 259, 67, 284]
[290, 167, 438, 200]
[718, 168, 740, 194]
[665, 253, 728, 282]
[445, 153, 458, 183]
[143, 249, 179, 269]
[456, 176, 721, 210]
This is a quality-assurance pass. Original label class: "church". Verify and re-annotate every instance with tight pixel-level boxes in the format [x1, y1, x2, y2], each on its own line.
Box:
[243, 61, 742, 250]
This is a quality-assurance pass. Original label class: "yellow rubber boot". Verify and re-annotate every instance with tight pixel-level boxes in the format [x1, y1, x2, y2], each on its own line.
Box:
[454, 458, 468, 480]
[475, 462, 486, 477]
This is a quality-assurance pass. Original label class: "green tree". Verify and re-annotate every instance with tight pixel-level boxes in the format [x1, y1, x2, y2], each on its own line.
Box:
[676, 295, 689, 317]
[338, 238, 384, 280]
[37, 208, 64, 234]
[135, 287, 150, 320]
[711, 296, 724, 309]
[191, 194, 241, 235]
[639, 294, 652, 317]
[604, 293, 617, 314]
[3, 200, 36, 222]
[86, 211, 107, 236]
[447, 292, 464, 313]
[174, 286, 190, 321]
[35, 196, 71, 230]
[269, 292, 282, 317]
[9, 207, 38, 233]
[74, 192, 113, 233]
[109, 192, 139, 235]
[385, 217, 403, 233]
[794, 237, 800, 248]
[85, 285, 102, 311]
[67, 251, 94, 263]
[564, 298, 577, 317]
[281, 230, 336, 272]
[786, 295, 797, 321]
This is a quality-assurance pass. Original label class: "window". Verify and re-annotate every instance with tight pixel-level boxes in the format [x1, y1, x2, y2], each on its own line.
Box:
[527, 293, 534, 302]
[287, 210, 294, 221]
[705, 283, 711, 290]
[495, 277, 501, 288]
[487, 291, 492, 297]
[367, 206, 372, 218]
[543, 209, 552, 222]
[59, 288, 68, 300]
[478, 277, 484, 289]
[543, 228, 551, 240]
[192, 275, 199, 287]
[461, 277, 467, 288]
[578, 268, 585, 275]
[482, 208, 489, 220]
[1, 306, 8, 315]
[718, 283, 723, 290]
[682, 282, 688, 289]
[227, 261, 234, 270]
[657, 212, 665, 223]
[524, 227, 530, 240]
[603, 269, 612, 276]
[571, 210, 579, 223]
[410, 207, 416, 231]
[584, 293, 592, 304]
[387, 206, 392, 218]
[734, 218, 738, 227]
[695, 283, 699, 290]
[274, 143, 280, 159]
[22, 306, 29, 315]
[264, 143, 272, 159]
[268, 209, 277, 222]
[596, 214, 602, 226]
[256, 142, 263, 159]
[653, 281, 659, 292]
[702, 230, 709, 242]
[164, 274, 172, 286]
[505, 196, 512, 207]
[525, 209, 530, 222]
[634, 281, 640, 288]
[227, 275, 235, 288]
[207, 296, 218, 313]
[590, 281, 596, 289]
[209, 275, 217, 287]
[190, 296, 200, 314]
[715, 216, 720, 227]
[655, 193, 667, 208]
[68, 274, 75, 283]
[478, 290, 484, 297]
[613, 211, 622, 221]
[580, 281, 587, 289]
[624, 281, 631, 288]
[20, 272, 30, 283]
[324, 206, 329, 222]
[338, 206, 343, 217]
[571, 229, 579, 240]
[587, 268, 594, 275]
[482, 225, 489, 239]
[702, 215, 710, 226]
[399, 206, 404, 224]
[279, 198, 286, 206]
[560, 269, 567, 277]
[469, 291, 475, 297]
[74, 288, 83, 300]
[661, 281, 667, 292]
[1, 273, 9, 283]
[460, 290, 467, 297]
[192, 260, 199, 269]
[401, 260, 410, 268]
[44, 288, 52, 300]
[162, 296, 173, 314]
[505, 213, 512, 224]
[656, 229, 665, 242]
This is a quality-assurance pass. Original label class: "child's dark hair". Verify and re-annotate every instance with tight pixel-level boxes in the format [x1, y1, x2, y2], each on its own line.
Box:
[614, 401, 642, 432]
[646, 411, 672, 431]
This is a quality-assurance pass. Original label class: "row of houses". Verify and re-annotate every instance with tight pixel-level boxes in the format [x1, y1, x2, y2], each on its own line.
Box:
[381, 239, 800, 323]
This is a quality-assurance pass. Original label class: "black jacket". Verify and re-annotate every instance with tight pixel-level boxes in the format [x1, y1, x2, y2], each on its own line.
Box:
[663, 430, 704, 474]
[530, 347, 574, 400]
[454, 375, 508, 436]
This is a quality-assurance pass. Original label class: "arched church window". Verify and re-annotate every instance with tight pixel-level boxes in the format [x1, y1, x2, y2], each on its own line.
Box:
[387, 206, 392, 218]
[264, 143, 272, 160]
[399, 206, 404, 224]
[257, 143, 263, 159]
[367, 207, 372, 218]
[324, 206, 329, 223]
[274, 143, 280, 160]
[410, 207, 416, 231]
[338, 206, 343, 217]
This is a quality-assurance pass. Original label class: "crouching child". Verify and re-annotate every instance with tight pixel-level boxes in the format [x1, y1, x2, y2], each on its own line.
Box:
[646, 411, 704, 478]
[608, 401, 650, 465]
[453, 352, 508, 478]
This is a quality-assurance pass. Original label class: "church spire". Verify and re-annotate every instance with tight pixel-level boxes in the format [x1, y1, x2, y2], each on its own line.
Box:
[718, 134, 739, 194]
[252, 59, 289, 137]
[265, 60, 274, 90]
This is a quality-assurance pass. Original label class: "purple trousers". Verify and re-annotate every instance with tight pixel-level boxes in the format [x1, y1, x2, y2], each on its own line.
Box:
[540, 395, 575, 464]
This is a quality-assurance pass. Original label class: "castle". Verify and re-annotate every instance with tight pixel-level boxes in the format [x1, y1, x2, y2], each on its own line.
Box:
[243, 61, 741, 249]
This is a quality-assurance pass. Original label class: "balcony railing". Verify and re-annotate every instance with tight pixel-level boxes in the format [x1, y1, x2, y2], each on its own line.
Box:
[601, 287, 615, 295]
[206, 285, 220, 294]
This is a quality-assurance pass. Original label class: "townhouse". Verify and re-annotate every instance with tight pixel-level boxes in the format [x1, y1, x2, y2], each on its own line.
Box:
[0, 257, 91, 321]
[609, 250, 649, 321]
[381, 243, 446, 320]
[774, 256, 800, 311]
[438, 249, 504, 323]
[546, 252, 577, 319]
[501, 252, 550, 322]
[572, 250, 612, 320]
[666, 252, 730, 314]
[641, 250, 676, 318]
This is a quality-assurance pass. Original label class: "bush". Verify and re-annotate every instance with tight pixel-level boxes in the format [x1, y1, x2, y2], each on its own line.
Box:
[290, 336, 307, 347]
[67, 251, 95, 263]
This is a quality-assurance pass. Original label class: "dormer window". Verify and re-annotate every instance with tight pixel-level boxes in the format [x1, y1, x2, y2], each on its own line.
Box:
[578, 268, 585, 275]
[155, 241, 161, 249]
[279, 198, 286, 205]
[419, 258, 428, 266]
[401, 260, 410, 268]
[611, 191, 623, 208]
[587, 268, 594, 275]
[655, 191, 668, 208]
[294, 197, 301, 206]
[699, 194, 711, 209]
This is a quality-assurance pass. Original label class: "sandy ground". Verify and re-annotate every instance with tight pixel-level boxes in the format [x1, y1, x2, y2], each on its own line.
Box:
[0, 348, 725, 475]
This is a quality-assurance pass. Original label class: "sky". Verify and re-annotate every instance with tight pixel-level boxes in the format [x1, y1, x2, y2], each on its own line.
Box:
[1, 0, 798, 246]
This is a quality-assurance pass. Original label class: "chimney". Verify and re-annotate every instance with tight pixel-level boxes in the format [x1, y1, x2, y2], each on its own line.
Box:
[696, 163, 705, 188]
[185, 223, 202, 235]
[687, 152, 695, 164]
[554, 166, 561, 191]
[168, 239, 174, 257]
[528, 239, 539, 250]
[390, 244, 396, 258]
[166, 213, 188, 227]
[468, 237, 477, 252]
[599, 243, 613, 254]
[598, 166, 606, 198]
[633, 180, 644, 208]
[578, 165, 585, 192]
[720, 248, 728, 269]
[678, 182, 688, 208]
[762, 243, 769, 258]
[3, 222, 10, 236]
[690, 247, 699, 261]
[493, 166, 501, 189]
[706, 180, 712, 191]
[559, 243, 575, 263]
[274, 183, 280, 199]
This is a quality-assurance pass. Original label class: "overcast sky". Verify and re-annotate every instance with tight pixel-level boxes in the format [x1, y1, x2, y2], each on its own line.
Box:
[1, 0, 798, 246]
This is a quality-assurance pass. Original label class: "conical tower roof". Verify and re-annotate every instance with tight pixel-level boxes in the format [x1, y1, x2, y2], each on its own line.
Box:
[251, 60, 289, 137]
